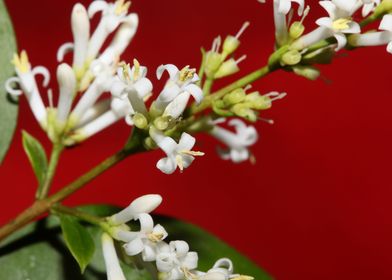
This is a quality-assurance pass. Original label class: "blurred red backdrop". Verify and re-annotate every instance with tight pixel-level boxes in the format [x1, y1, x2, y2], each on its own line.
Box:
[1, 0, 392, 279]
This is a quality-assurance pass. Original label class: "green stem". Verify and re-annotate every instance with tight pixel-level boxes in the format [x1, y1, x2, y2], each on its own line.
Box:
[37, 143, 64, 199]
[51, 204, 106, 227]
[191, 65, 272, 114]
[202, 78, 214, 96]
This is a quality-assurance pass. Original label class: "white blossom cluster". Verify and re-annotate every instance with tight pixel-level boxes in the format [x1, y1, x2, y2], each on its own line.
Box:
[102, 194, 253, 280]
[5, 0, 287, 175]
[263, 0, 392, 53]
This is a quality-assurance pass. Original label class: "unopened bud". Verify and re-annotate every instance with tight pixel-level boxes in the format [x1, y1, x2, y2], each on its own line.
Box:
[214, 57, 243, 79]
[293, 65, 320, 80]
[212, 100, 233, 117]
[223, 88, 246, 105]
[108, 194, 163, 226]
[133, 112, 148, 129]
[154, 116, 170, 131]
[231, 104, 258, 122]
[289, 22, 305, 39]
[281, 50, 302, 66]
[245, 92, 272, 110]
[205, 51, 223, 77]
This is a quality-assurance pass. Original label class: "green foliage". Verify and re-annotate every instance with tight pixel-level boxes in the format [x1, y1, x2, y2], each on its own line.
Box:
[59, 214, 95, 273]
[0, 0, 18, 164]
[0, 205, 272, 280]
[22, 131, 48, 186]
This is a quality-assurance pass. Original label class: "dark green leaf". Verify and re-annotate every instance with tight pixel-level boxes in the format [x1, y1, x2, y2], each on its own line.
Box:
[0, 205, 272, 280]
[59, 214, 95, 273]
[0, 0, 18, 164]
[22, 131, 48, 186]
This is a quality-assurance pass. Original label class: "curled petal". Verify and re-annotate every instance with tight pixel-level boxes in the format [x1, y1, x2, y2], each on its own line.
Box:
[213, 258, 234, 274]
[387, 41, 392, 54]
[32, 66, 51, 87]
[5, 77, 23, 96]
[183, 83, 203, 104]
[142, 244, 157, 261]
[319, 1, 337, 19]
[124, 237, 144, 256]
[230, 148, 250, 163]
[333, 32, 347, 51]
[156, 252, 174, 272]
[138, 213, 154, 233]
[88, 0, 108, 18]
[57, 42, 74, 62]
[315, 17, 332, 29]
[153, 224, 168, 239]
[170, 240, 189, 257]
[156, 64, 179, 80]
[181, 252, 198, 270]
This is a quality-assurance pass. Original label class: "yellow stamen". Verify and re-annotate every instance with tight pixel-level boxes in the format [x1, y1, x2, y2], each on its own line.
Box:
[133, 58, 140, 80]
[176, 154, 184, 172]
[231, 275, 254, 280]
[12, 50, 30, 73]
[179, 66, 196, 82]
[180, 150, 205, 157]
[332, 18, 352, 31]
[147, 232, 164, 243]
[120, 62, 131, 81]
[115, 0, 131, 15]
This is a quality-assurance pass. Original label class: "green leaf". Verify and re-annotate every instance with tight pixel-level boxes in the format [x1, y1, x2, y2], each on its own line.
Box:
[59, 214, 95, 273]
[0, 0, 18, 164]
[0, 205, 272, 280]
[22, 131, 48, 186]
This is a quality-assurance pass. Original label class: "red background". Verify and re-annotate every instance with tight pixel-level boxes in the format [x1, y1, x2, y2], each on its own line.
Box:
[2, 0, 392, 279]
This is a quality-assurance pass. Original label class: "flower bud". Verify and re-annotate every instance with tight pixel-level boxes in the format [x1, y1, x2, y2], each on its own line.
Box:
[223, 88, 246, 105]
[289, 21, 305, 40]
[212, 100, 233, 117]
[214, 59, 240, 79]
[222, 35, 240, 56]
[245, 92, 272, 110]
[205, 51, 223, 77]
[71, 3, 90, 76]
[154, 116, 170, 131]
[133, 112, 148, 129]
[108, 194, 163, 226]
[281, 50, 302, 66]
[57, 63, 77, 124]
[293, 65, 320, 80]
[231, 104, 258, 122]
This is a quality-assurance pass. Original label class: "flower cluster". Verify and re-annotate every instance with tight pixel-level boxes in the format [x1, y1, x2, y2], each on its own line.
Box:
[101, 194, 253, 280]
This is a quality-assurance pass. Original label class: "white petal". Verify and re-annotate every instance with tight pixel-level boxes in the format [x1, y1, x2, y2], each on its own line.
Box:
[334, 33, 347, 51]
[124, 238, 145, 256]
[138, 213, 154, 233]
[278, 0, 291, 15]
[181, 252, 198, 270]
[387, 41, 392, 53]
[156, 135, 178, 156]
[142, 243, 157, 261]
[102, 233, 126, 280]
[183, 83, 203, 104]
[319, 1, 337, 19]
[181, 154, 195, 169]
[5, 77, 22, 96]
[177, 132, 196, 151]
[163, 92, 190, 119]
[158, 83, 182, 103]
[380, 14, 392, 32]
[88, 0, 108, 18]
[156, 64, 179, 80]
[156, 252, 174, 272]
[57, 42, 74, 63]
[213, 258, 234, 274]
[32, 66, 51, 87]
[170, 240, 189, 257]
[72, 3, 90, 68]
[157, 157, 177, 175]
[56, 63, 76, 122]
[230, 148, 250, 163]
[153, 224, 168, 239]
[134, 77, 153, 99]
[315, 17, 333, 29]
[342, 22, 361, 34]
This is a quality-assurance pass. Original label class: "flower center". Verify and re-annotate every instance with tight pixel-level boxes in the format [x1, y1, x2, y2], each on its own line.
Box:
[115, 0, 131, 15]
[12, 50, 30, 73]
[147, 232, 164, 243]
[332, 18, 352, 31]
[179, 66, 196, 82]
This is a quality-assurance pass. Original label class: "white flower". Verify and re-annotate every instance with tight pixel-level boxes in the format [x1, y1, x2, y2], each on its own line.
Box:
[153, 64, 203, 117]
[5, 51, 50, 127]
[70, 59, 116, 123]
[120, 213, 168, 261]
[150, 129, 205, 175]
[102, 233, 126, 280]
[292, 1, 361, 50]
[108, 194, 163, 226]
[272, 0, 305, 45]
[87, 0, 135, 60]
[111, 59, 152, 117]
[210, 119, 258, 163]
[156, 241, 198, 280]
[349, 14, 392, 53]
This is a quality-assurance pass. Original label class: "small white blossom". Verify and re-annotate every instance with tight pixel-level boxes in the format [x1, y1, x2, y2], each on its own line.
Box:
[108, 194, 163, 226]
[153, 64, 203, 117]
[119, 213, 168, 261]
[210, 119, 258, 163]
[156, 241, 198, 280]
[150, 129, 205, 175]
[102, 233, 126, 280]
[5, 51, 50, 127]
[292, 1, 361, 50]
